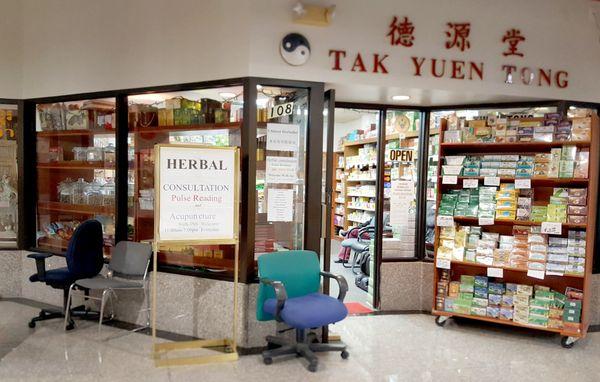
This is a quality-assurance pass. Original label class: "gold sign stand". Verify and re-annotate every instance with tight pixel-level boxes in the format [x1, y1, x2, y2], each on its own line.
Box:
[151, 144, 240, 367]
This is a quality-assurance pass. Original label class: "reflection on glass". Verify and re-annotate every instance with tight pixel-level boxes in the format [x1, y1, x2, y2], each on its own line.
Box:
[383, 110, 420, 260]
[35, 99, 116, 257]
[0, 104, 18, 249]
[254, 86, 308, 264]
[127, 87, 243, 275]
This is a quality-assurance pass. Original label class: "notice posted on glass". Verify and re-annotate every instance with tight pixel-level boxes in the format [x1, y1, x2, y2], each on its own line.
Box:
[267, 188, 294, 222]
[158, 146, 236, 241]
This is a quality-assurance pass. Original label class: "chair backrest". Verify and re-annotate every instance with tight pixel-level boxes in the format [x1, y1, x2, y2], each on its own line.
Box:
[109, 241, 153, 279]
[65, 219, 104, 279]
[256, 250, 321, 321]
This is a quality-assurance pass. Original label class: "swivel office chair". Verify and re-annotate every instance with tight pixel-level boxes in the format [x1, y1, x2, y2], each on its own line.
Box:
[257, 250, 349, 372]
[28, 219, 104, 329]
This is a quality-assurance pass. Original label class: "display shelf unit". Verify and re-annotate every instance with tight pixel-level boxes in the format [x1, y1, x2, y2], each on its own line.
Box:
[432, 114, 599, 345]
[331, 151, 346, 239]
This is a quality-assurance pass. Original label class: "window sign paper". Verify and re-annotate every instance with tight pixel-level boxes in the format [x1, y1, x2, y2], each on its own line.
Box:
[527, 269, 545, 280]
[390, 180, 415, 225]
[487, 267, 503, 278]
[541, 222, 562, 235]
[266, 123, 299, 152]
[463, 178, 479, 188]
[484, 176, 500, 186]
[515, 178, 531, 189]
[436, 258, 451, 269]
[156, 145, 237, 242]
[442, 175, 457, 184]
[267, 189, 294, 222]
[265, 156, 298, 184]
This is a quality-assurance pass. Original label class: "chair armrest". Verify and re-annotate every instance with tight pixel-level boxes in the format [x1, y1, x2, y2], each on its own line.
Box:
[27, 252, 54, 282]
[320, 271, 348, 302]
[260, 278, 288, 321]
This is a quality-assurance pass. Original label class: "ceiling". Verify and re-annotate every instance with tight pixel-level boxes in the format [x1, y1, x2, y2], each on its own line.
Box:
[327, 83, 545, 107]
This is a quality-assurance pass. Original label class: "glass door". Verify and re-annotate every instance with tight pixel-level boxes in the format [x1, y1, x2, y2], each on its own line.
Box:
[321, 90, 335, 282]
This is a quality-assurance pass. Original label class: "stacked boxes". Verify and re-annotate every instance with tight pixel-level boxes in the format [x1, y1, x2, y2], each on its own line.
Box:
[546, 188, 568, 223]
[513, 284, 532, 324]
[495, 184, 517, 221]
[527, 233, 547, 273]
[566, 231, 586, 276]
[547, 237, 569, 276]
[567, 188, 588, 224]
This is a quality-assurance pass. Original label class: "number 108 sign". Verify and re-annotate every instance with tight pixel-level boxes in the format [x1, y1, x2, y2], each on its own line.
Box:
[268, 102, 294, 119]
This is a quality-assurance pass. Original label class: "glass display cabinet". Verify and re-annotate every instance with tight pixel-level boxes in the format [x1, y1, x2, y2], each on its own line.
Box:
[0, 103, 19, 249]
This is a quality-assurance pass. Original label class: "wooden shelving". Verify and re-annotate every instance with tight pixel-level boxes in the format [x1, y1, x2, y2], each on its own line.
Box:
[432, 114, 599, 343]
[37, 128, 115, 137]
[37, 201, 114, 215]
[450, 259, 585, 279]
[37, 161, 115, 170]
[132, 122, 241, 134]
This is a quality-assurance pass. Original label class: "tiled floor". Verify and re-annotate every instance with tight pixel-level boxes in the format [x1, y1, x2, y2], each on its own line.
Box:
[328, 239, 372, 306]
[2, 300, 600, 381]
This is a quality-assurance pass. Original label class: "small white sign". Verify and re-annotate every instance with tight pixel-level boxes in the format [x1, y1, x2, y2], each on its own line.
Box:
[515, 178, 531, 189]
[541, 222, 562, 235]
[463, 178, 479, 188]
[484, 176, 500, 186]
[479, 217, 494, 226]
[267, 189, 295, 222]
[268, 102, 294, 119]
[436, 258, 451, 269]
[265, 156, 298, 184]
[436, 215, 454, 227]
[266, 123, 299, 152]
[527, 269, 546, 280]
[487, 267, 504, 278]
[442, 175, 457, 184]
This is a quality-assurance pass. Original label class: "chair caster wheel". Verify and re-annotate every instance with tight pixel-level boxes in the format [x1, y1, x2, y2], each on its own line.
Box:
[28, 321, 36, 328]
[435, 316, 447, 327]
[561, 337, 575, 349]
[66, 322, 75, 331]
[341, 350, 349, 359]
[263, 357, 272, 365]
[308, 362, 318, 372]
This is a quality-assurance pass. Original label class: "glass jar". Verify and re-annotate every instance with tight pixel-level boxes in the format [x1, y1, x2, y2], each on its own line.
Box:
[86, 147, 103, 162]
[72, 147, 87, 161]
[72, 178, 88, 205]
[103, 144, 116, 164]
[57, 178, 74, 204]
[102, 180, 115, 206]
[86, 181, 104, 206]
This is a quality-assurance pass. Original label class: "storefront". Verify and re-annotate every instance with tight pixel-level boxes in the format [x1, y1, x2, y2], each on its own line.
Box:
[2, 0, 600, 350]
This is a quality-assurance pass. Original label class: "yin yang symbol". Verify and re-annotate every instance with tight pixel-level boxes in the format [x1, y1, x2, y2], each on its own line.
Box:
[280, 33, 311, 66]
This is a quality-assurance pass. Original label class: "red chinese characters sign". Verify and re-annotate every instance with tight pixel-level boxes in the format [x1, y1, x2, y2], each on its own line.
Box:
[326, 17, 568, 89]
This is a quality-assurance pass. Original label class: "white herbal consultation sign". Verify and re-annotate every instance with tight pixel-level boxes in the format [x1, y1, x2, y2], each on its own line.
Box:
[155, 145, 238, 242]
[265, 156, 298, 184]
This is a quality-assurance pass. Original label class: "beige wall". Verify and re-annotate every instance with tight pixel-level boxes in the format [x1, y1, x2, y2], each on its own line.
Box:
[0, 0, 23, 98]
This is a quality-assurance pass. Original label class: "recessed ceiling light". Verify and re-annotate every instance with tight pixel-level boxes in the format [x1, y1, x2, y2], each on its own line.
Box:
[391, 95, 410, 101]
[256, 85, 263, 90]
[569, 106, 577, 110]
[219, 92, 236, 99]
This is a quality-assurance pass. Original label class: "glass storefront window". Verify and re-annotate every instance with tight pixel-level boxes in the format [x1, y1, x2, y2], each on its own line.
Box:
[35, 99, 116, 257]
[127, 86, 243, 275]
[254, 86, 308, 264]
[0, 104, 18, 249]
[383, 110, 420, 260]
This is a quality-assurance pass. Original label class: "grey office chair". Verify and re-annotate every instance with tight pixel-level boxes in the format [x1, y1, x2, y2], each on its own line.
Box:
[64, 241, 153, 332]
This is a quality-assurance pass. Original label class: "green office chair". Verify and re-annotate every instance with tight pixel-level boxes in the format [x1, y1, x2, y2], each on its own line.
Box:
[256, 250, 349, 372]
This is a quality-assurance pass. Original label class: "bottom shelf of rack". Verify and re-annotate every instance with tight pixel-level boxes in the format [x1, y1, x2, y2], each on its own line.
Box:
[432, 309, 583, 337]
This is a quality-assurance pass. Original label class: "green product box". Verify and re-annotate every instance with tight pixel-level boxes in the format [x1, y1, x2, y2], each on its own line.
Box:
[529, 307, 549, 316]
[564, 307, 581, 317]
[565, 300, 582, 310]
[530, 298, 550, 309]
[472, 297, 488, 308]
[528, 316, 549, 327]
[552, 293, 566, 308]
[460, 284, 474, 293]
[563, 313, 581, 323]
[460, 275, 475, 285]
[459, 292, 474, 300]
[535, 290, 555, 301]
[560, 145, 577, 161]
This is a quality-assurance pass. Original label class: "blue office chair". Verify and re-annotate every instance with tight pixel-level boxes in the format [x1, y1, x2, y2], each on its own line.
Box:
[257, 250, 349, 372]
[28, 219, 104, 329]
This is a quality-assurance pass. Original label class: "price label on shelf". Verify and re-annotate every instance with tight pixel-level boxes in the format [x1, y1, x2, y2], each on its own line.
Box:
[436, 215, 454, 227]
[541, 222, 562, 235]
[527, 269, 545, 280]
[442, 175, 457, 184]
[478, 217, 494, 226]
[484, 176, 500, 186]
[463, 178, 479, 188]
[436, 258, 451, 269]
[515, 178, 531, 189]
[487, 267, 504, 278]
